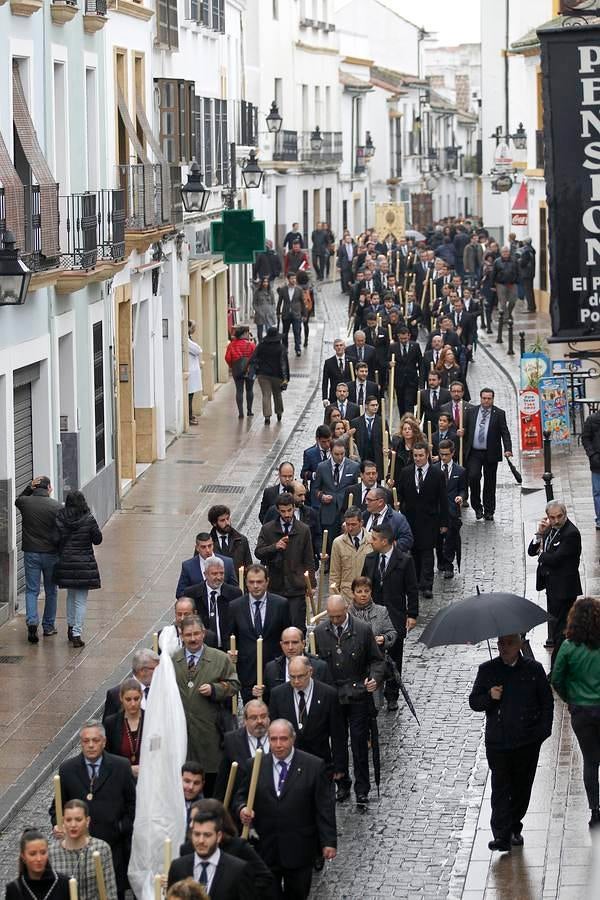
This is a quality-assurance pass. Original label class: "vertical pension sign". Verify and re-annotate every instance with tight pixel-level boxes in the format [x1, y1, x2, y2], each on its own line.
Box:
[539, 19, 600, 340]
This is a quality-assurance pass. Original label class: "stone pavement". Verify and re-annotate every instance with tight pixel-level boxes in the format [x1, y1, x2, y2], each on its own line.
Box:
[0, 285, 595, 899]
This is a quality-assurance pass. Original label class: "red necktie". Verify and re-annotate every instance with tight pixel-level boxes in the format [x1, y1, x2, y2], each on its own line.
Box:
[454, 403, 460, 427]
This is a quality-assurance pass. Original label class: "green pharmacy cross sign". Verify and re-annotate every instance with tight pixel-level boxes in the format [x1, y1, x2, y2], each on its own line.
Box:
[210, 209, 266, 265]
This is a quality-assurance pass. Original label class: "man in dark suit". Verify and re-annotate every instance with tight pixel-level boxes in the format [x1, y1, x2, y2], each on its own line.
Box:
[214, 699, 270, 800]
[450, 298, 475, 375]
[337, 233, 357, 293]
[313, 441, 360, 548]
[277, 272, 305, 356]
[261, 626, 332, 703]
[464, 387, 513, 521]
[346, 362, 379, 409]
[396, 442, 449, 599]
[418, 370, 451, 434]
[421, 334, 444, 384]
[363, 312, 390, 388]
[391, 327, 422, 417]
[102, 648, 159, 722]
[259, 461, 296, 523]
[176, 532, 237, 597]
[269, 656, 345, 773]
[362, 486, 413, 549]
[404, 295, 423, 341]
[167, 810, 253, 899]
[186, 556, 243, 650]
[362, 524, 419, 697]
[321, 338, 353, 404]
[50, 721, 136, 899]
[236, 720, 337, 899]
[440, 380, 472, 468]
[345, 331, 376, 380]
[300, 429, 331, 509]
[228, 564, 291, 701]
[351, 397, 388, 481]
[344, 459, 392, 511]
[255, 496, 315, 629]
[431, 412, 458, 459]
[528, 502, 582, 668]
[434, 439, 467, 579]
[325, 382, 360, 423]
[208, 505, 253, 575]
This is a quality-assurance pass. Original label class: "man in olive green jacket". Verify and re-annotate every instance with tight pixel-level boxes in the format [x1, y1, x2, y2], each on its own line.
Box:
[173, 615, 240, 795]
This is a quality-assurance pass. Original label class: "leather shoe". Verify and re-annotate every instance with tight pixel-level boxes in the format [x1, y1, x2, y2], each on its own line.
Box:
[475, 509, 484, 520]
[511, 833, 524, 846]
[443, 570, 454, 579]
[264, 417, 271, 425]
[336, 785, 351, 803]
[356, 794, 369, 808]
[484, 513, 494, 521]
[422, 589, 433, 599]
[488, 838, 511, 852]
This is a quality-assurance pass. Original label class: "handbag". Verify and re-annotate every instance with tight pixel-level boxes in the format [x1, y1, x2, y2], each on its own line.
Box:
[231, 355, 250, 379]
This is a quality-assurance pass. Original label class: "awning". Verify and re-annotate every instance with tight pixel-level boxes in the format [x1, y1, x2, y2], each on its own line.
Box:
[12, 66, 59, 256]
[0, 130, 24, 249]
[135, 101, 171, 216]
[116, 87, 154, 225]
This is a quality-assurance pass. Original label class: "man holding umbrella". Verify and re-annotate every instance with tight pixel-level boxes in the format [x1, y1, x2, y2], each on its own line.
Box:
[469, 634, 553, 852]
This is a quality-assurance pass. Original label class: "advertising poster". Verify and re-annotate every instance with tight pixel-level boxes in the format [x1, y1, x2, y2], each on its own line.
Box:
[538, 376, 571, 445]
[520, 352, 551, 390]
[518, 388, 543, 453]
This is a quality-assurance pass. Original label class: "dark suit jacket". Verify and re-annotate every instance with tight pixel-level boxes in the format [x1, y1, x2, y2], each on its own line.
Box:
[345, 344, 376, 380]
[167, 850, 253, 900]
[228, 593, 291, 691]
[301, 444, 330, 508]
[346, 379, 380, 406]
[405, 301, 424, 339]
[104, 709, 144, 760]
[527, 519, 582, 601]
[185, 582, 243, 649]
[391, 341, 422, 388]
[5, 875, 70, 900]
[269, 680, 345, 770]
[361, 506, 413, 551]
[362, 548, 419, 635]
[234, 749, 337, 869]
[433, 461, 467, 522]
[326, 399, 360, 423]
[321, 355, 353, 402]
[213, 727, 253, 800]
[350, 414, 388, 480]
[176, 554, 237, 597]
[431, 426, 458, 458]
[262, 653, 333, 703]
[255, 519, 315, 598]
[313, 458, 360, 526]
[396, 464, 449, 549]
[259, 483, 287, 524]
[344, 481, 393, 512]
[210, 527, 253, 574]
[49, 752, 136, 848]
[418, 387, 451, 430]
[464, 404, 512, 463]
[451, 310, 476, 347]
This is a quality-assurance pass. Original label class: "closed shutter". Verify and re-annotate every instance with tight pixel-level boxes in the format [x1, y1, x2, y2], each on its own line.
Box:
[13, 383, 34, 597]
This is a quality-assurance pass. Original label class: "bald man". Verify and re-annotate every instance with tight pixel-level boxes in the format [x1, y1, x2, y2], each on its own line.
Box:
[257, 626, 332, 704]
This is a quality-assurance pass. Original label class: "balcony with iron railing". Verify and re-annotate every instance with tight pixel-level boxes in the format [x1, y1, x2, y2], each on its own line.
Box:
[235, 100, 258, 147]
[58, 189, 126, 272]
[50, 0, 79, 25]
[118, 163, 181, 252]
[83, 0, 108, 32]
[299, 131, 343, 166]
[272, 130, 298, 162]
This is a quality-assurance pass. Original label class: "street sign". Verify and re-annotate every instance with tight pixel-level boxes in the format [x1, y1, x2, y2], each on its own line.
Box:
[494, 141, 513, 172]
[492, 174, 513, 193]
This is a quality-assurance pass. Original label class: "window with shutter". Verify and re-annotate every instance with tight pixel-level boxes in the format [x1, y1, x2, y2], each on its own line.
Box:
[204, 98, 213, 186]
[157, 0, 179, 49]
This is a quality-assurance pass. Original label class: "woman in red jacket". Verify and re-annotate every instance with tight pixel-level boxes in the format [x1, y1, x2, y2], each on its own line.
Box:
[224, 326, 256, 419]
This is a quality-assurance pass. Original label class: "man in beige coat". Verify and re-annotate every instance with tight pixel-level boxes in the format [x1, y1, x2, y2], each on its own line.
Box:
[173, 615, 240, 795]
[329, 506, 372, 602]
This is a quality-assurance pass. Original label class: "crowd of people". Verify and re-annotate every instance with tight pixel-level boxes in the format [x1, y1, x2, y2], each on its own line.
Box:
[8, 216, 599, 900]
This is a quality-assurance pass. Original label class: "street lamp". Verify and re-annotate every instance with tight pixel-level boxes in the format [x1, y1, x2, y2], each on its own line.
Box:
[181, 161, 210, 213]
[0, 230, 31, 306]
[241, 149, 264, 189]
[512, 122, 528, 151]
[310, 126, 323, 152]
[365, 131, 375, 159]
[266, 101, 283, 134]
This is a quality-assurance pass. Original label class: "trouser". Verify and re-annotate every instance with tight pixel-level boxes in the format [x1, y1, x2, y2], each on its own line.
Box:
[436, 520, 461, 571]
[486, 742, 541, 841]
[323, 251, 331, 278]
[496, 283, 517, 318]
[66, 588, 88, 637]
[340, 267, 353, 293]
[257, 375, 284, 418]
[570, 705, 600, 809]
[303, 318, 310, 346]
[286, 593, 307, 632]
[468, 450, 498, 515]
[270, 864, 313, 900]
[234, 376, 254, 415]
[282, 317, 302, 352]
[338, 698, 371, 797]
[593, 472, 600, 527]
[312, 252, 327, 280]
[256, 324, 268, 342]
[548, 595, 577, 669]
[396, 382, 418, 417]
[412, 546, 434, 591]
[24, 551, 59, 628]
[521, 277, 535, 310]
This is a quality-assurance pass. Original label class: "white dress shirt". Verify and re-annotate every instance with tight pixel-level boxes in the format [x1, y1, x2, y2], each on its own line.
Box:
[193, 848, 220, 892]
[273, 750, 295, 796]
[249, 593, 267, 629]
[294, 678, 314, 727]
[415, 462, 430, 490]
[246, 732, 270, 756]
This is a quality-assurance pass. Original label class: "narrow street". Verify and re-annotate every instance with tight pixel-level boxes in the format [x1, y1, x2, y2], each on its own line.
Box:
[1, 282, 593, 898]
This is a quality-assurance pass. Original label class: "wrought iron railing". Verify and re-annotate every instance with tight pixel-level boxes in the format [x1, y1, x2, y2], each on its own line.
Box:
[59, 192, 98, 270]
[98, 188, 126, 261]
[299, 131, 343, 164]
[85, 0, 107, 12]
[273, 130, 298, 162]
[22, 184, 60, 272]
[355, 145, 366, 174]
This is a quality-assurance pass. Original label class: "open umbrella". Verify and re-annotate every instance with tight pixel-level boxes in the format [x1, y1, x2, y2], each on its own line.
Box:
[405, 228, 426, 242]
[419, 591, 549, 650]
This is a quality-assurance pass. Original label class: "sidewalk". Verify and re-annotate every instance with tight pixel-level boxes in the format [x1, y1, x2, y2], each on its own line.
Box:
[0, 314, 327, 825]
[456, 302, 598, 899]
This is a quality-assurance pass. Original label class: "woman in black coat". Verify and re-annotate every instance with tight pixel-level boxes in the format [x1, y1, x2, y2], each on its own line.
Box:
[104, 678, 144, 778]
[53, 491, 102, 648]
[251, 326, 290, 426]
[5, 829, 70, 900]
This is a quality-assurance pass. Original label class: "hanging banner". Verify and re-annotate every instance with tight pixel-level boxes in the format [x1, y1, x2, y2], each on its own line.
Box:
[539, 21, 600, 340]
[520, 352, 551, 389]
[538, 376, 571, 445]
[519, 388, 543, 452]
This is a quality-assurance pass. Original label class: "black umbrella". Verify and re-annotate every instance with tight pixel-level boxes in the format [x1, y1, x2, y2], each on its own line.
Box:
[367, 698, 381, 796]
[419, 591, 549, 650]
[398, 678, 420, 725]
[505, 456, 523, 484]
